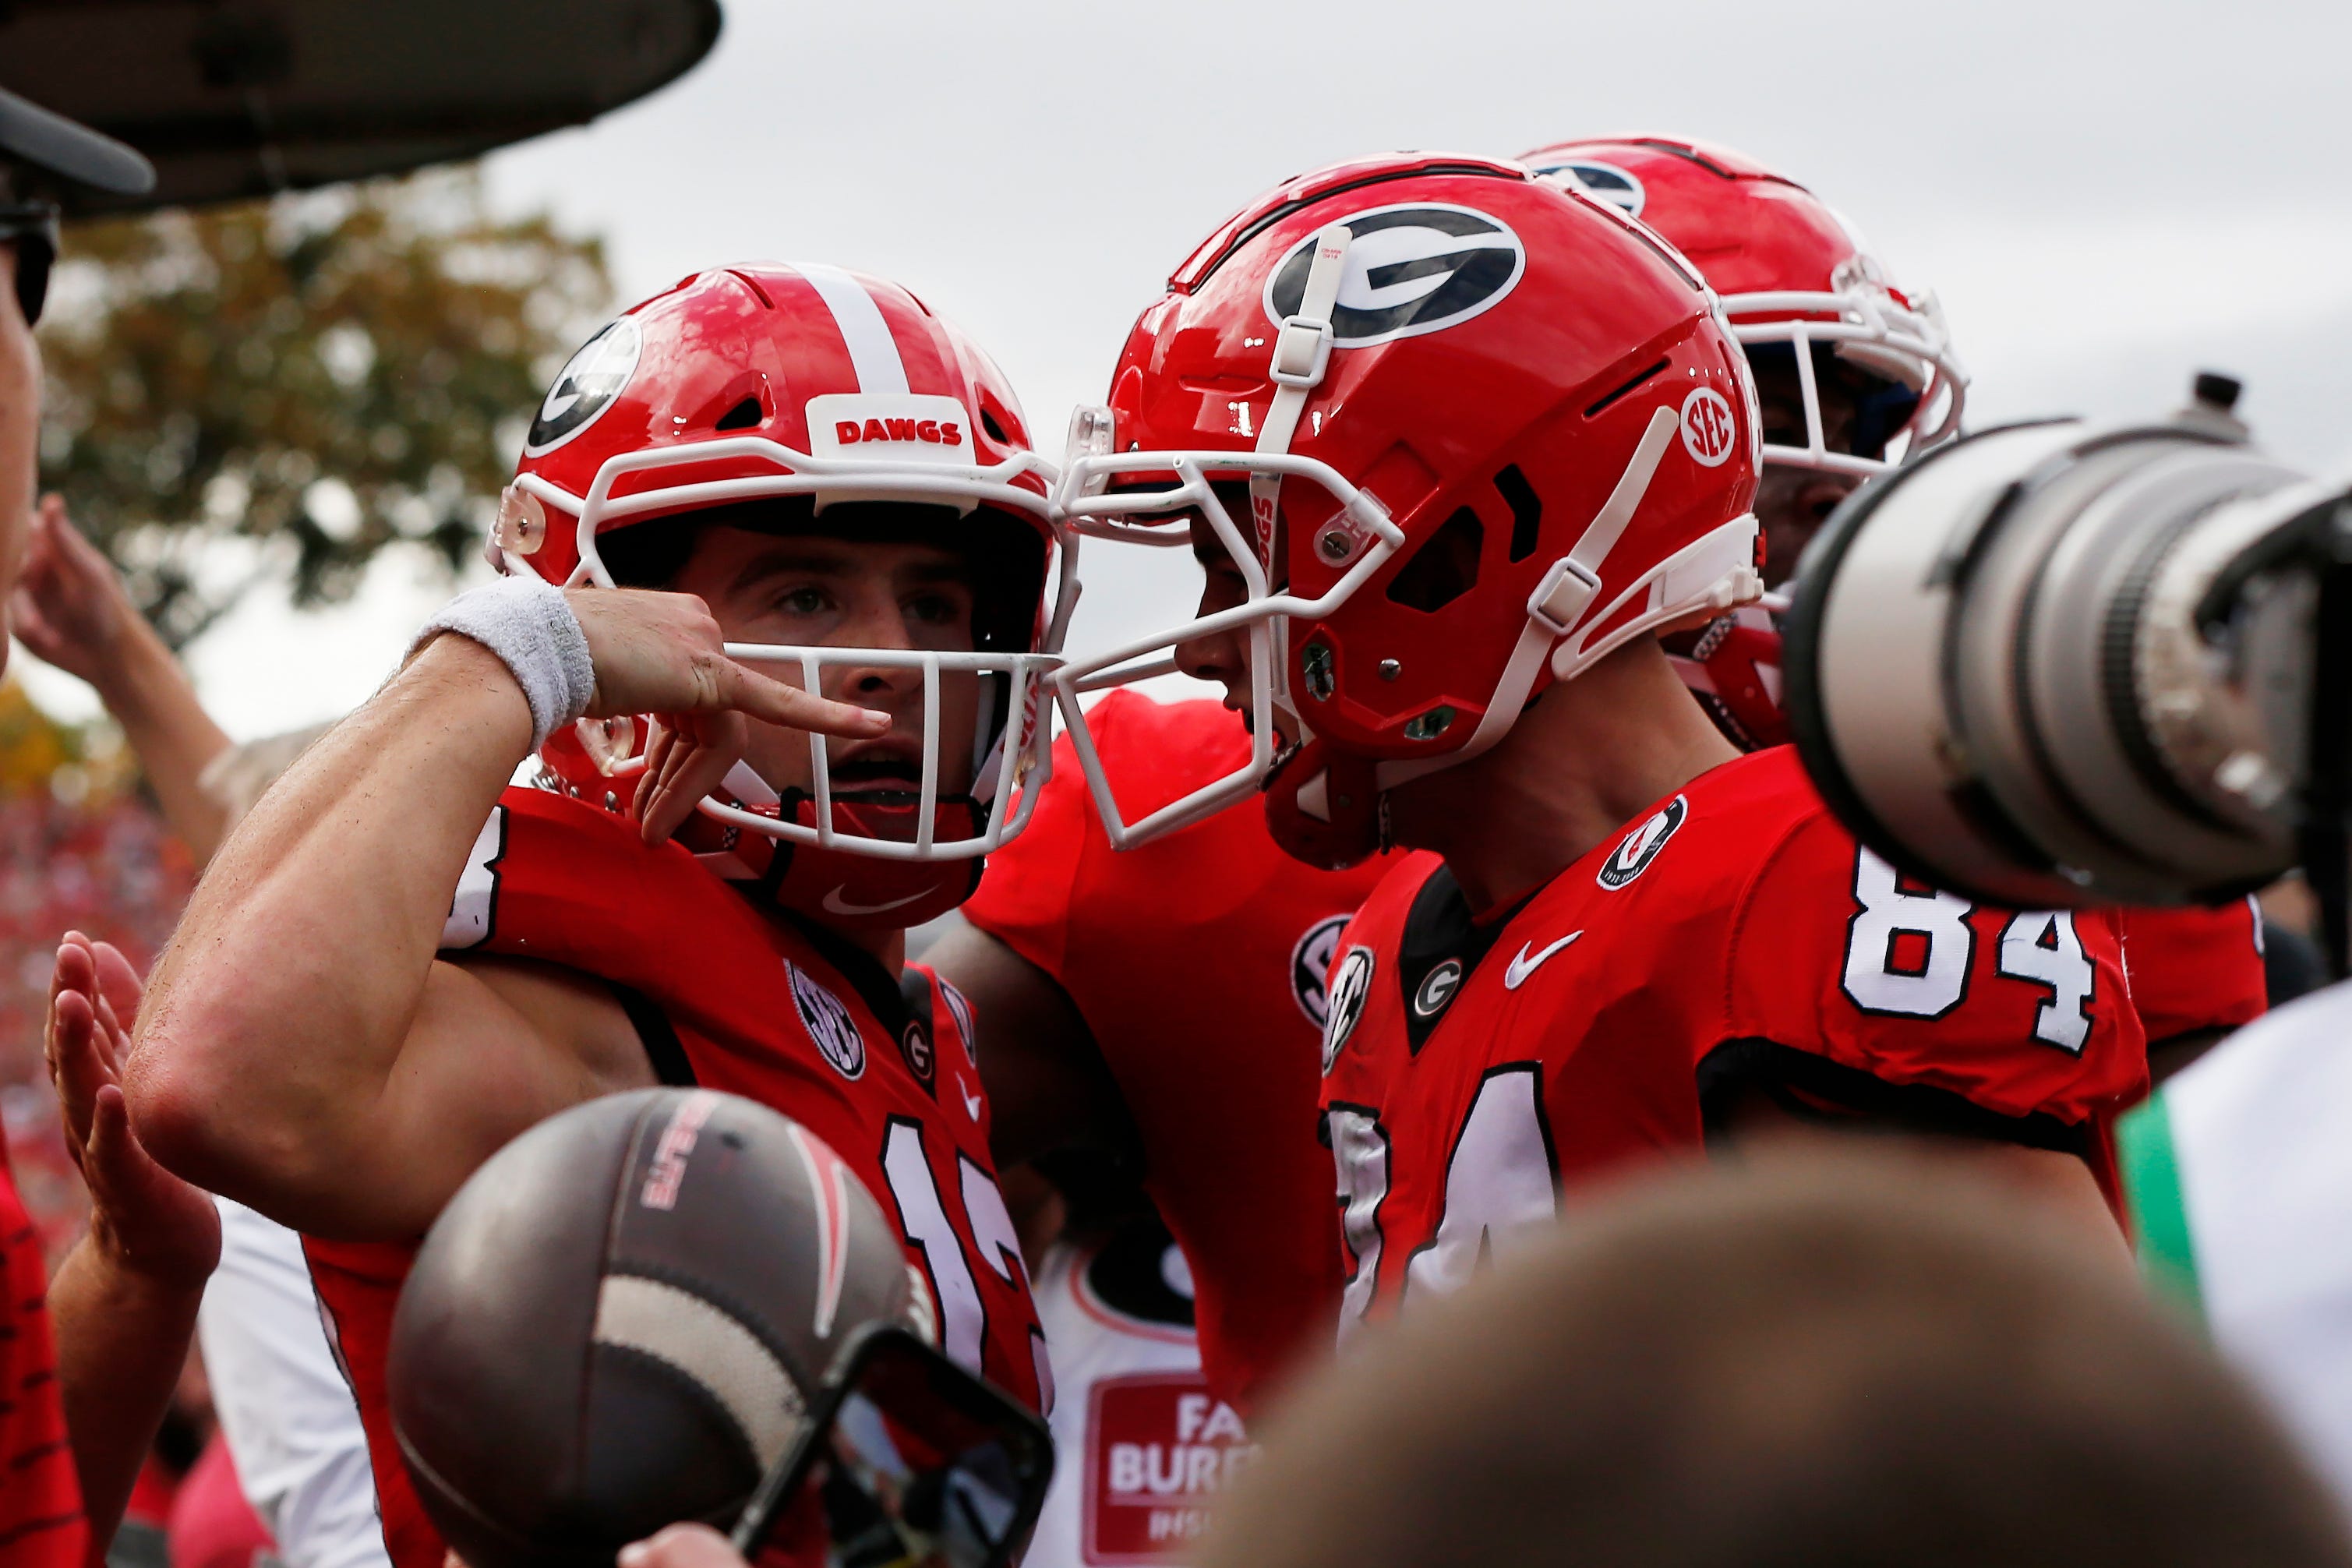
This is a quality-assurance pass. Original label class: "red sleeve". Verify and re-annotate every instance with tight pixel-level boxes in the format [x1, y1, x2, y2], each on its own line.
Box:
[1722, 811, 2147, 1128]
[2118, 901, 2268, 1041]
[442, 786, 717, 957]
[0, 1159, 87, 1568]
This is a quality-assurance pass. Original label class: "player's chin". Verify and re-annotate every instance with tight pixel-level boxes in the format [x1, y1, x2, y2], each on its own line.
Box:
[1224, 683, 1265, 732]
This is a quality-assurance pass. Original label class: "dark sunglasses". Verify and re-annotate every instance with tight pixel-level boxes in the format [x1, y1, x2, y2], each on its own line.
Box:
[0, 200, 61, 327]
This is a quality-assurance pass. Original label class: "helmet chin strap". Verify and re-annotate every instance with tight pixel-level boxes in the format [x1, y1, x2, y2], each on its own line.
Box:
[1372, 404, 1686, 795]
[1277, 405, 1693, 835]
[685, 761, 787, 881]
[1250, 223, 1353, 727]
[1248, 233, 1743, 839]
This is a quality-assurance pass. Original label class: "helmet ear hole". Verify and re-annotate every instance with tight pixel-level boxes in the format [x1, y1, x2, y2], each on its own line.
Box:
[1386, 507, 1485, 613]
[979, 406, 1012, 444]
[712, 396, 764, 432]
[1496, 466, 1543, 562]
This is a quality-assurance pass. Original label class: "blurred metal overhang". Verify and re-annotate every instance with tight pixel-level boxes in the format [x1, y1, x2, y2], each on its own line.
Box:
[0, 0, 722, 216]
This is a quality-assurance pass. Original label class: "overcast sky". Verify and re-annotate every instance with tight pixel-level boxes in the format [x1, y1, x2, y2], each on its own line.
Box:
[27, 0, 2352, 736]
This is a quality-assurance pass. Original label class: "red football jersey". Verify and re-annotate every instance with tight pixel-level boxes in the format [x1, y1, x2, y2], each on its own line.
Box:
[2117, 899, 2268, 1043]
[962, 692, 1393, 1412]
[1666, 603, 2265, 1054]
[306, 786, 1046, 1568]
[0, 1148, 84, 1568]
[1319, 746, 2148, 1341]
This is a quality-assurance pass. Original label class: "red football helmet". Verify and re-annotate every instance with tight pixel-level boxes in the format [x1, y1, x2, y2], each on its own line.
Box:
[495, 263, 1069, 926]
[1519, 136, 1966, 479]
[1052, 154, 1760, 863]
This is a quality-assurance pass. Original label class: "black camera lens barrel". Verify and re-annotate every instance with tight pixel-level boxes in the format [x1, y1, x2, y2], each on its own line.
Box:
[1786, 415, 2314, 910]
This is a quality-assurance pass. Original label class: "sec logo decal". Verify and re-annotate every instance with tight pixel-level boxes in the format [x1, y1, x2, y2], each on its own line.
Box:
[1290, 913, 1354, 1029]
[786, 961, 865, 1080]
[1321, 945, 1376, 1074]
[1680, 387, 1738, 468]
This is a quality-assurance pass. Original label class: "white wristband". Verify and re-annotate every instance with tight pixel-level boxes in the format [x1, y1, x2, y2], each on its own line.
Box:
[411, 575, 595, 751]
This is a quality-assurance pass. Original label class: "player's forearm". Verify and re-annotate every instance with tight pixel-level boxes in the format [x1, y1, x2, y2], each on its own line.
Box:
[89, 622, 234, 862]
[129, 636, 534, 1193]
[47, 1237, 206, 1557]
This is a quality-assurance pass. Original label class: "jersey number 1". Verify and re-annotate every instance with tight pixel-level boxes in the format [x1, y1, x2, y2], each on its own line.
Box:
[881, 1119, 1023, 1374]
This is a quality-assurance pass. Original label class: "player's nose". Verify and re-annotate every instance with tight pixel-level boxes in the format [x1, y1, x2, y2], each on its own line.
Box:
[1174, 620, 1252, 712]
[823, 598, 927, 702]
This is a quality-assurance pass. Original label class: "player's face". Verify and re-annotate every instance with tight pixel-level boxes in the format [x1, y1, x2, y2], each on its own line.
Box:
[669, 524, 984, 797]
[1172, 510, 1299, 744]
[1747, 346, 1916, 588]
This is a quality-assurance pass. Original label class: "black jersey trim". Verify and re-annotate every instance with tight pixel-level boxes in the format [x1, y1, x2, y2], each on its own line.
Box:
[611, 983, 697, 1087]
[1696, 1037, 2092, 1160]
[1396, 863, 1538, 1053]
[893, 966, 941, 1097]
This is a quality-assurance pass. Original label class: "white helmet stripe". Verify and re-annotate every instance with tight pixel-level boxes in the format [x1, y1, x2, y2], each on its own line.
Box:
[789, 261, 911, 394]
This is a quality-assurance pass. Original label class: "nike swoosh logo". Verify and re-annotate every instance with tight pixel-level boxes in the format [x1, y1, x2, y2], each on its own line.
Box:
[959, 1079, 984, 1121]
[1503, 931, 1583, 991]
[821, 884, 938, 917]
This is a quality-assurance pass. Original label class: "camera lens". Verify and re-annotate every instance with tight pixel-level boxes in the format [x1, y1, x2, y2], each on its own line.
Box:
[1785, 414, 2322, 909]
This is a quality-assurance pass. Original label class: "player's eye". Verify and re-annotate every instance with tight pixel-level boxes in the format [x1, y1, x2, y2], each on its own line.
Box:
[774, 584, 833, 616]
[903, 590, 970, 628]
[1199, 560, 1248, 613]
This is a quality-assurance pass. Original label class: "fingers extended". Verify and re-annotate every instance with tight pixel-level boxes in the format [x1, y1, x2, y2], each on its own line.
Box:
[50, 988, 104, 1160]
[91, 939, 143, 1025]
[719, 662, 889, 738]
[51, 934, 95, 1005]
[84, 1083, 171, 1233]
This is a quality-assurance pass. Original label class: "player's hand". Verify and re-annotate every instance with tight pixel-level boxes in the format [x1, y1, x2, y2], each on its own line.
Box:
[566, 586, 886, 738]
[634, 710, 750, 846]
[46, 932, 221, 1289]
[617, 1524, 749, 1568]
[12, 494, 140, 687]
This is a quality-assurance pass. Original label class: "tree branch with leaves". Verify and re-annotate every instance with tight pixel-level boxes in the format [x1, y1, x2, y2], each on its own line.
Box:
[36, 167, 610, 650]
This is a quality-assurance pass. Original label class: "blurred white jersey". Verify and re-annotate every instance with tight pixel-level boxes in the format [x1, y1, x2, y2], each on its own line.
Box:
[196, 1197, 391, 1568]
[2121, 978, 2352, 1522]
[1026, 1217, 1256, 1568]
